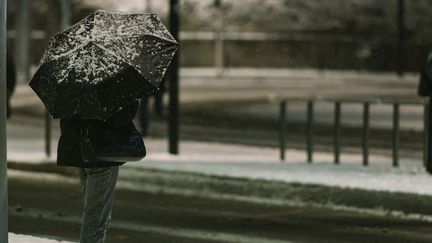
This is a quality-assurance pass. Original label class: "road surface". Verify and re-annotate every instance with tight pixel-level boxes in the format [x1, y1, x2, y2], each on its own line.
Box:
[8, 168, 432, 243]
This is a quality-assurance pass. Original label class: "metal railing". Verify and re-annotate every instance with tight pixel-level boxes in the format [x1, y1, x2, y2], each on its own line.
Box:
[272, 95, 429, 169]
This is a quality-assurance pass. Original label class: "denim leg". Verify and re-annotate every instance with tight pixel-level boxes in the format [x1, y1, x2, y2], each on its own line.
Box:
[79, 166, 119, 243]
[77, 168, 87, 192]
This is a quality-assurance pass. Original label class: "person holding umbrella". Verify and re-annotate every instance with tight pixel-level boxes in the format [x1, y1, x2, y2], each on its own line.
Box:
[58, 102, 141, 242]
[29, 10, 179, 242]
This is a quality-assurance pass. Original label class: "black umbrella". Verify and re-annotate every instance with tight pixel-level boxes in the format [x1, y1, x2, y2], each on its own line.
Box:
[29, 10, 179, 120]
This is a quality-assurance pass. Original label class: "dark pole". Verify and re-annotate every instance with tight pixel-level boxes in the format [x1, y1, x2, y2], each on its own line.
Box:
[397, 0, 405, 76]
[44, 110, 51, 157]
[16, 0, 30, 84]
[61, 0, 72, 28]
[392, 103, 400, 167]
[427, 99, 432, 173]
[424, 102, 429, 167]
[169, 0, 180, 154]
[333, 102, 341, 164]
[0, 0, 8, 240]
[306, 101, 314, 163]
[279, 101, 286, 161]
[362, 102, 370, 166]
[45, 0, 71, 157]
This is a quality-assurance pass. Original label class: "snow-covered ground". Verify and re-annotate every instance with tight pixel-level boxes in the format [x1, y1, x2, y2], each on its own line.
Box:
[7, 127, 431, 196]
[8, 233, 75, 243]
[129, 140, 432, 195]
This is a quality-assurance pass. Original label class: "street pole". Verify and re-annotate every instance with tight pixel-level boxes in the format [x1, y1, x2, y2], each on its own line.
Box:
[45, 0, 71, 157]
[168, 0, 180, 154]
[16, 0, 30, 83]
[145, 0, 153, 12]
[61, 0, 72, 29]
[0, 0, 8, 241]
[427, 99, 432, 173]
[396, 0, 405, 76]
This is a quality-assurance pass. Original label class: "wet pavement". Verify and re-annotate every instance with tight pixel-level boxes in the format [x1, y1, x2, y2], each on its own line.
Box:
[8, 169, 432, 243]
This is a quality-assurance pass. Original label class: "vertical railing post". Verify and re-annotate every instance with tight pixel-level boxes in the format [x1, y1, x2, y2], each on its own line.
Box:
[427, 98, 432, 173]
[392, 103, 400, 167]
[334, 102, 341, 164]
[279, 101, 287, 161]
[362, 102, 370, 166]
[424, 102, 429, 167]
[397, 0, 405, 76]
[45, 111, 51, 157]
[306, 101, 314, 163]
[0, 0, 8, 240]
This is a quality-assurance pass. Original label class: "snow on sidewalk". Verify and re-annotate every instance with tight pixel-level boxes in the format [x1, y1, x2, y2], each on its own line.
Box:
[8, 133, 432, 196]
[126, 139, 432, 196]
[8, 233, 75, 243]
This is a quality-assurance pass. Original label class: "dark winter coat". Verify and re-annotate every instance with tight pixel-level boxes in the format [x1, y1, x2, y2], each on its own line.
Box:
[418, 51, 432, 97]
[57, 102, 139, 168]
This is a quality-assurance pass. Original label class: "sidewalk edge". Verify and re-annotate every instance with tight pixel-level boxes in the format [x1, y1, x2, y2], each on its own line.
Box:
[7, 160, 432, 221]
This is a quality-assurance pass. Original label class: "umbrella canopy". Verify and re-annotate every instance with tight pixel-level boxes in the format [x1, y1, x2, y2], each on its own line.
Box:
[29, 10, 179, 120]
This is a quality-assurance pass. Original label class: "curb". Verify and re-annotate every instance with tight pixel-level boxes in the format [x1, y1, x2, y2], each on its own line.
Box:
[8, 160, 432, 221]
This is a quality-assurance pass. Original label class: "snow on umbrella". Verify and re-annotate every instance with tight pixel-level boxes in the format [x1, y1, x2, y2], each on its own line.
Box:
[29, 10, 179, 120]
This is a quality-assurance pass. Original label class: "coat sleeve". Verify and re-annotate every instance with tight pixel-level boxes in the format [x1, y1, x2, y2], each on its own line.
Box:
[419, 51, 432, 97]
[418, 69, 431, 97]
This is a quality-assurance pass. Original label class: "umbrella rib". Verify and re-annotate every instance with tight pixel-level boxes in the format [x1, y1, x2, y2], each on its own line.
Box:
[44, 42, 91, 62]
[141, 34, 179, 45]
[92, 43, 159, 88]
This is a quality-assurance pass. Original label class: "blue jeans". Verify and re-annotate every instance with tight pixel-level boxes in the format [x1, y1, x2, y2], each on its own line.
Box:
[77, 166, 119, 243]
